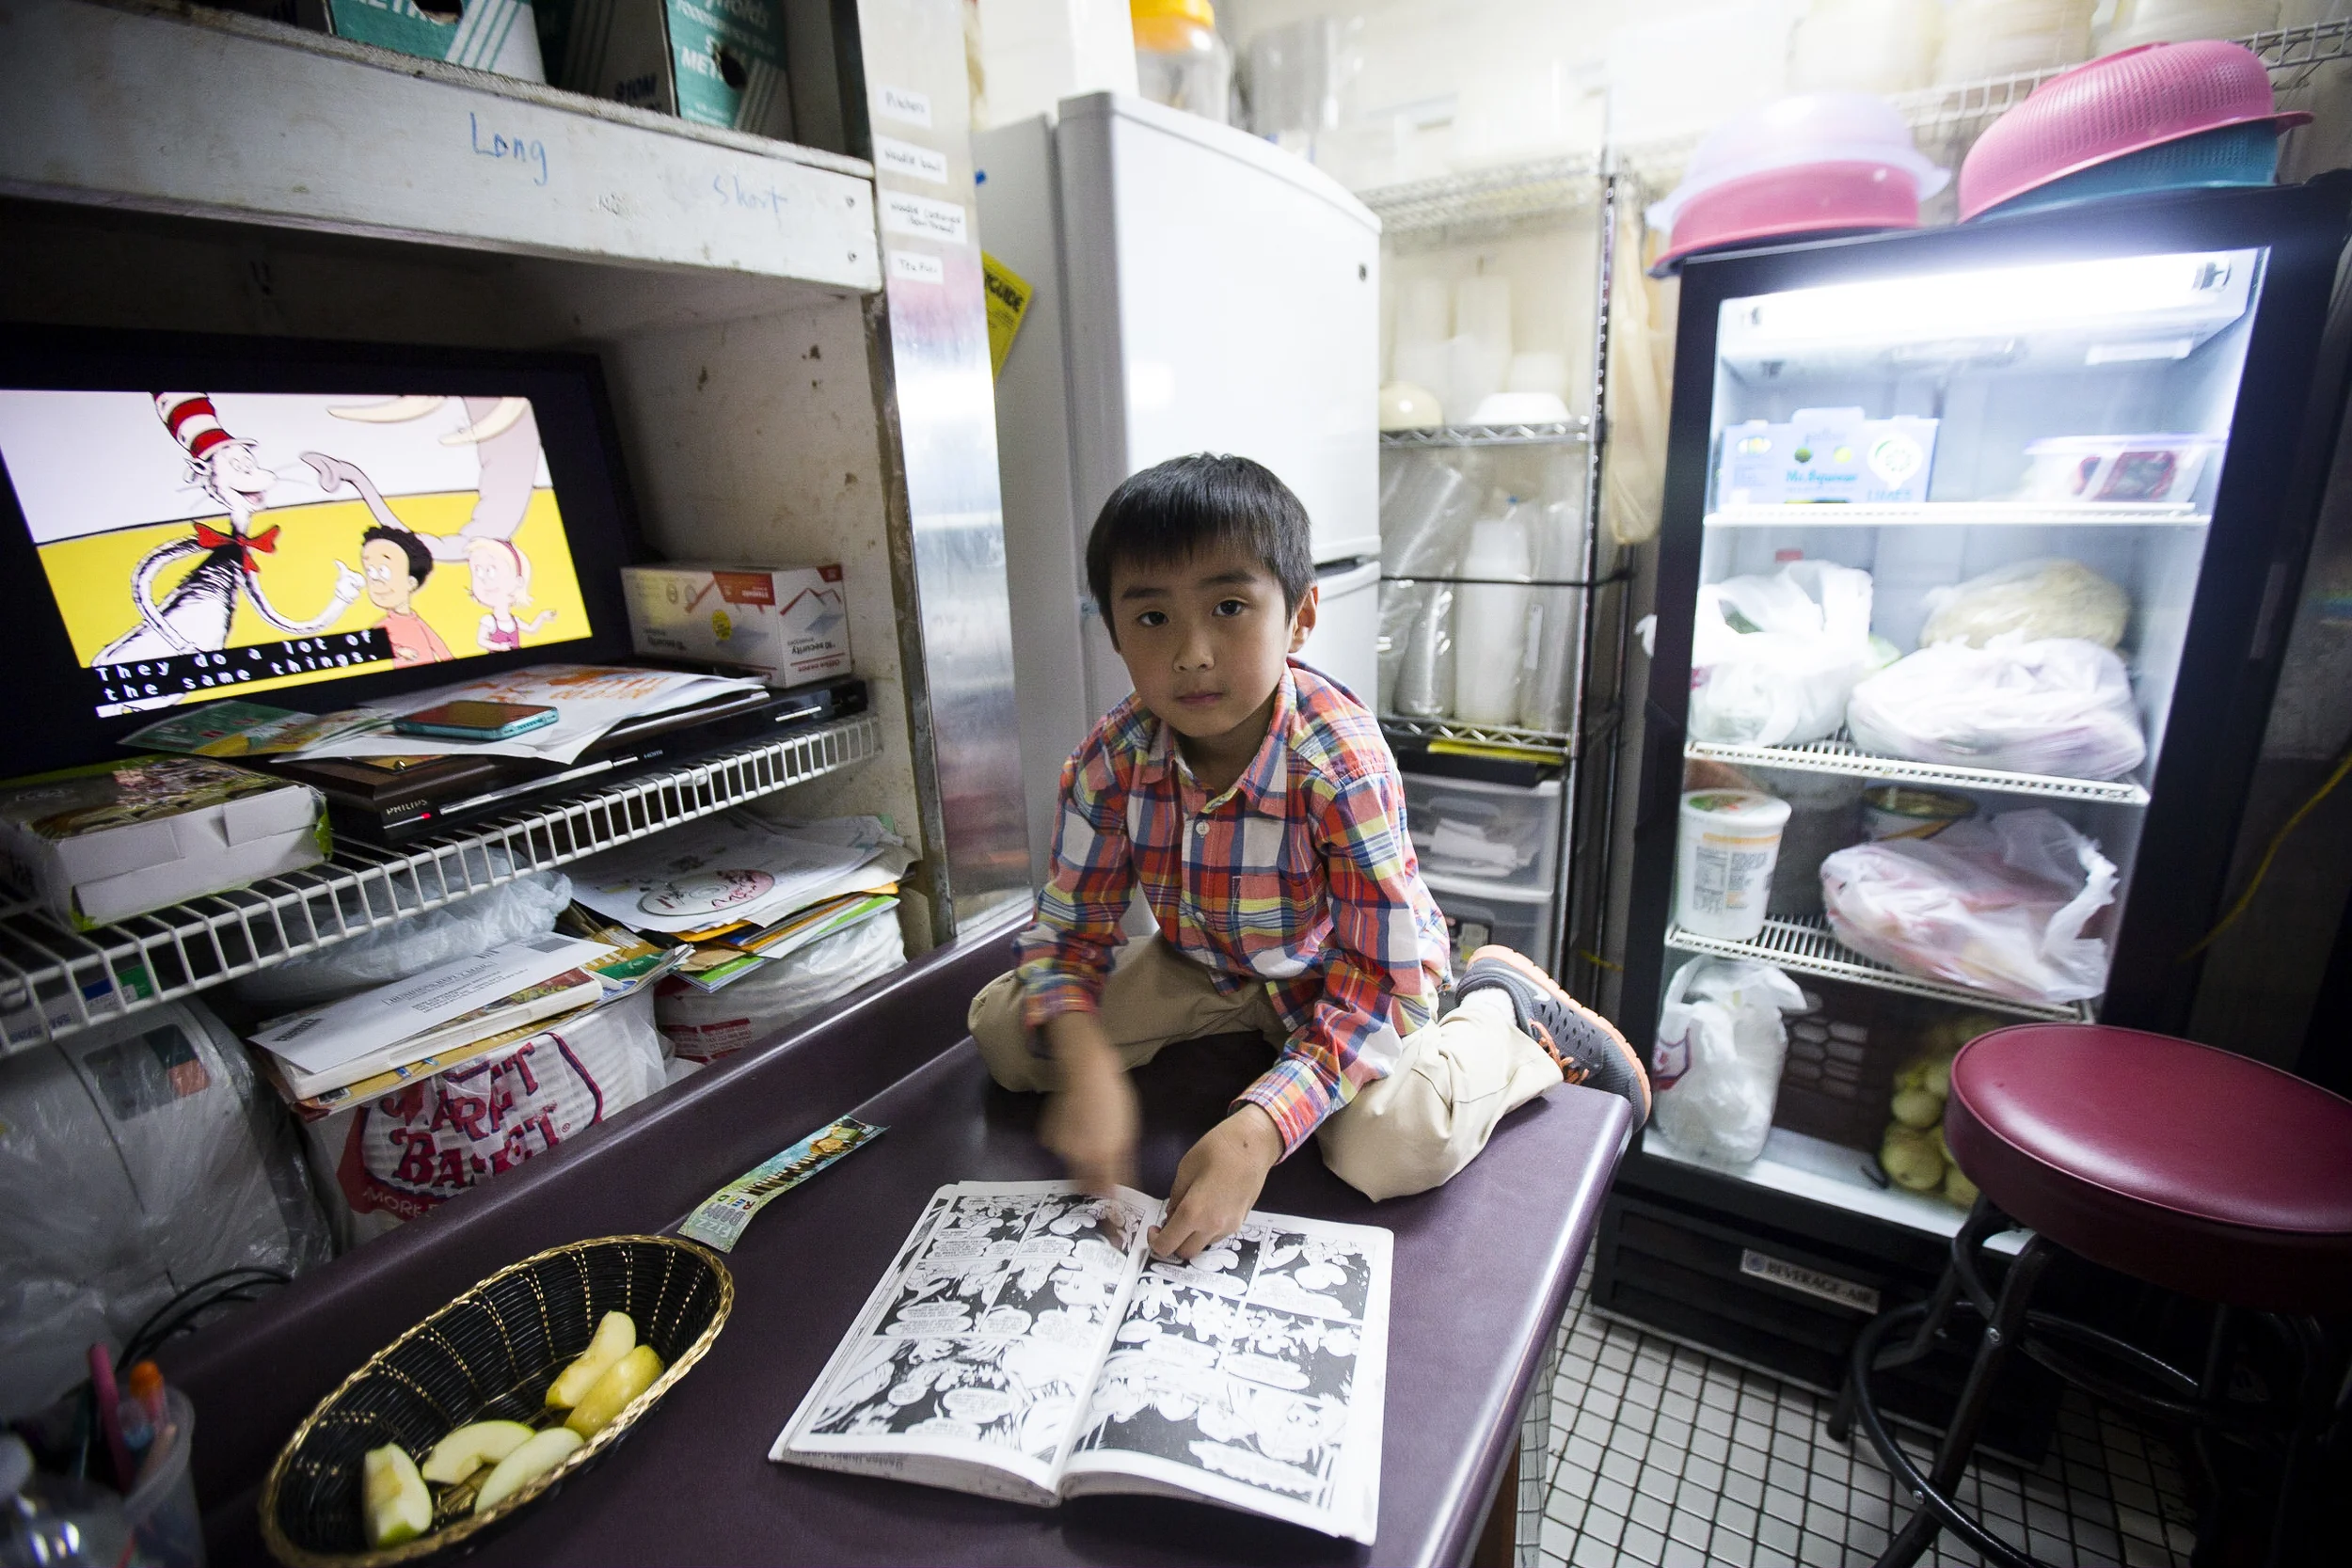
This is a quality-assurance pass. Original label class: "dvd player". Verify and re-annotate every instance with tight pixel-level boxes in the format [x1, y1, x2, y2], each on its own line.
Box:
[266, 673, 868, 847]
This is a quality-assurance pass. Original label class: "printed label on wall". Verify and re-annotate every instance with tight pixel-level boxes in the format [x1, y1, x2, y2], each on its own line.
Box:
[1740, 1249, 1881, 1315]
[873, 135, 949, 185]
[877, 84, 933, 127]
[881, 191, 968, 246]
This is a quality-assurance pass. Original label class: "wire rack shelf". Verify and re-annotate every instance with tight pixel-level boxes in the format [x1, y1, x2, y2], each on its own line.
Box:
[0, 714, 883, 1053]
[1381, 715, 1576, 757]
[1358, 155, 1604, 248]
[1685, 733, 2151, 805]
[1615, 20, 2352, 190]
[1706, 502, 2206, 530]
[1381, 420, 1592, 449]
[1666, 913, 2096, 1022]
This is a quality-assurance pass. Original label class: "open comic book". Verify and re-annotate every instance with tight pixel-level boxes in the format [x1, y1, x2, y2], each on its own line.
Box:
[770, 1180, 1391, 1543]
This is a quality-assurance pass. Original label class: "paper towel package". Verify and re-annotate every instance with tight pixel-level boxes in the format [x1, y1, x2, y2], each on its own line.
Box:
[623, 563, 852, 686]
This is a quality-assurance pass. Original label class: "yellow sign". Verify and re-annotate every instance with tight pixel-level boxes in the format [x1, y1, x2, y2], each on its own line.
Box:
[981, 251, 1033, 379]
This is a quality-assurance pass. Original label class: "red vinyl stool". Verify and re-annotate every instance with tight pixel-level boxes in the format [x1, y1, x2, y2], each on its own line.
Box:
[1827, 1023, 2352, 1568]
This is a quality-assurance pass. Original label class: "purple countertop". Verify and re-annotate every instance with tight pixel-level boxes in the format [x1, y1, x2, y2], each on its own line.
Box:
[167, 924, 1629, 1566]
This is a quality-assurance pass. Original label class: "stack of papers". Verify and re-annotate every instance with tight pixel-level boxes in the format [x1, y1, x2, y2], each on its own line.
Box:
[247, 931, 686, 1111]
[567, 814, 910, 993]
[290, 664, 770, 766]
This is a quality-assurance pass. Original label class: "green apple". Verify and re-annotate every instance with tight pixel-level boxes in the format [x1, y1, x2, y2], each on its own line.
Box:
[547, 1311, 636, 1408]
[471, 1428, 583, 1515]
[420, 1419, 535, 1485]
[564, 1344, 665, 1438]
[362, 1444, 433, 1548]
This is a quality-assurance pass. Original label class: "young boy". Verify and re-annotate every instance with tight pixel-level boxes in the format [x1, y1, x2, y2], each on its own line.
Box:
[968, 454, 1648, 1260]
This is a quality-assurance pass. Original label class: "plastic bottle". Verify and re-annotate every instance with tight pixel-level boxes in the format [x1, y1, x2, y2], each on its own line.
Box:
[1131, 0, 1232, 124]
[1452, 500, 1533, 726]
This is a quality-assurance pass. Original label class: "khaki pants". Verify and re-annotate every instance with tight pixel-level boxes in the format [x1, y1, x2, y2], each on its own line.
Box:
[966, 938, 1560, 1201]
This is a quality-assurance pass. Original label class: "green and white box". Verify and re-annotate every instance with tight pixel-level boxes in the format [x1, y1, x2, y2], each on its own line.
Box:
[537, 0, 795, 138]
[319, 0, 548, 81]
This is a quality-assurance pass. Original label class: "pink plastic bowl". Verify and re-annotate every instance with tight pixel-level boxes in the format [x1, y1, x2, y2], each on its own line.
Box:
[1651, 162, 1923, 277]
[1959, 40, 2310, 223]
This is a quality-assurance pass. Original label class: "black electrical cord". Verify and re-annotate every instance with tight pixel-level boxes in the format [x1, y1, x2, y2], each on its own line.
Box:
[116, 1267, 291, 1369]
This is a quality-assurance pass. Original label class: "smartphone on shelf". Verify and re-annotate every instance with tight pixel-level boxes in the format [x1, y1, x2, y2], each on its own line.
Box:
[392, 701, 560, 742]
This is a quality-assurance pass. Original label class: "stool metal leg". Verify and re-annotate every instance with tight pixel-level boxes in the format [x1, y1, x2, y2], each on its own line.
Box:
[1852, 1236, 2057, 1568]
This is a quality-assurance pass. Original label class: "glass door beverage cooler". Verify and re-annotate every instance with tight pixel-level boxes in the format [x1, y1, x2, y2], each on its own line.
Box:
[1594, 177, 2352, 1430]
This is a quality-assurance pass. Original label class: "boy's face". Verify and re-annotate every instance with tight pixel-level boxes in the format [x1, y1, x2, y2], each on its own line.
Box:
[1107, 542, 1317, 748]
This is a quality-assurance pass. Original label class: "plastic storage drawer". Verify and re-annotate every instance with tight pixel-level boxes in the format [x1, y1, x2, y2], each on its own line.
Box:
[1404, 772, 1561, 893]
[1424, 869, 1555, 971]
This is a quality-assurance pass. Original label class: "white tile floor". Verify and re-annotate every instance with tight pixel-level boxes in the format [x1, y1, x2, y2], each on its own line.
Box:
[1535, 1267, 2201, 1568]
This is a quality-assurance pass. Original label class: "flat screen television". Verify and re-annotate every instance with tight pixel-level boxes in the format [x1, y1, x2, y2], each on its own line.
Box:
[0, 327, 646, 774]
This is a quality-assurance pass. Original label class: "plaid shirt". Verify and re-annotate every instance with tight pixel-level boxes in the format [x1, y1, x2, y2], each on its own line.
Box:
[1015, 660, 1454, 1154]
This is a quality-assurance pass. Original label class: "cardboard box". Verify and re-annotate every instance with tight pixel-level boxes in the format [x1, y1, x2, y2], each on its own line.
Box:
[1717, 408, 1940, 508]
[0, 756, 329, 930]
[624, 564, 851, 686]
[310, 0, 548, 81]
[536, 0, 794, 138]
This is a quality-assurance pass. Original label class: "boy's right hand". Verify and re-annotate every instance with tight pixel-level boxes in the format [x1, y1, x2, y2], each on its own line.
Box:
[1041, 1014, 1138, 1194]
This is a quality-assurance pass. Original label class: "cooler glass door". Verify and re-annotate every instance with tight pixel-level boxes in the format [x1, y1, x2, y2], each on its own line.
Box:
[1620, 181, 2352, 1243]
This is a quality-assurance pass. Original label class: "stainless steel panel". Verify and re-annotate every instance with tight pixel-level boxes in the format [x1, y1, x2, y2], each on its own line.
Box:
[849, 0, 1033, 937]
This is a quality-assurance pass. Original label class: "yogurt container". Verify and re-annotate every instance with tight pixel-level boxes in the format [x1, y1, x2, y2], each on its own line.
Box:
[1677, 791, 1793, 942]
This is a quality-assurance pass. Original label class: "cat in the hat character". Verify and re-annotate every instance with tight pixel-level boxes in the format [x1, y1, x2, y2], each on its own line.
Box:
[467, 537, 557, 653]
[94, 394, 365, 668]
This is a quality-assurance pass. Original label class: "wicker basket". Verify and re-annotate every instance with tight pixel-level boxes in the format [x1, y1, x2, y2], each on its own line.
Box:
[261, 1235, 733, 1567]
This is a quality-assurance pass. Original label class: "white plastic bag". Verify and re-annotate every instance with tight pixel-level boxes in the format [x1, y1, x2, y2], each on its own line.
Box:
[1820, 809, 2118, 1005]
[1846, 637, 2146, 780]
[1690, 560, 1877, 745]
[0, 999, 329, 1416]
[300, 989, 666, 1247]
[1919, 558, 2129, 650]
[231, 872, 573, 1009]
[1651, 958, 1810, 1165]
[656, 911, 908, 1062]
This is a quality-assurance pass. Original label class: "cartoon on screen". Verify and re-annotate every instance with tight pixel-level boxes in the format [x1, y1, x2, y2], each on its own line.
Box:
[0, 388, 592, 717]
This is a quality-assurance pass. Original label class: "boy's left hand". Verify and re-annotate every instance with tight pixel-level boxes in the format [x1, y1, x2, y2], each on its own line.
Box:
[1150, 1103, 1284, 1261]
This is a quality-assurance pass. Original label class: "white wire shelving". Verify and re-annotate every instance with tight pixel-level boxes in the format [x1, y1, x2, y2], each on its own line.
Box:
[1614, 20, 2352, 191]
[1685, 732, 2151, 806]
[0, 713, 882, 1054]
[1705, 501, 2207, 530]
[1381, 420, 1592, 449]
[1357, 155, 1603, 249]
[1381, 715, 1577, 756]
[1665, 912, 2097, 1023]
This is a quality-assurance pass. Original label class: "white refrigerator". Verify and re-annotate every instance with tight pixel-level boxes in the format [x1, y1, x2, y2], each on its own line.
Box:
[976, 92, 1383, 881]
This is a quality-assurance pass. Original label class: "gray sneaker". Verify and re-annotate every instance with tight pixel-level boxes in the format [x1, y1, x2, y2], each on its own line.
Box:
[1456, 945, 1652, 1121]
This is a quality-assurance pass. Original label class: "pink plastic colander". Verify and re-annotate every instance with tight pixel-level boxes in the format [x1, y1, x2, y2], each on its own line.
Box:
[1958, 40, 2310, 223]
[1651, 163, 1927, 275]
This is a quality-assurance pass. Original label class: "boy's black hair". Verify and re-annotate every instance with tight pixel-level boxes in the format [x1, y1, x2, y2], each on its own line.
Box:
[361, 525, 435, 589]
[1084, 454, 1314, 638]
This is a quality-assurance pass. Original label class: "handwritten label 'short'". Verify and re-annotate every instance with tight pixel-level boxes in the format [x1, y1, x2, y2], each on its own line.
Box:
[468, 112, 549, 186]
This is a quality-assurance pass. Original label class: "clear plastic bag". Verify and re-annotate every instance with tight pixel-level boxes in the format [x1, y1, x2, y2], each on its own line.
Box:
[300, 989, 666, 1248]
[656, 911, 908, 1063]
[0, 999, 329, 1417]
[1918, 558, 2130, 649]
[230, 871, 574, 1009]
[1846, 637, 2146, 780]
[1820, 809, 2118, 1005]
[1651, 958, 1810, 1164]
[1690, 560, 1877, 745]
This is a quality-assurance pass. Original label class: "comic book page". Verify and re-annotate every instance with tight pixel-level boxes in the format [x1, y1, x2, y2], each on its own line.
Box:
[0, 390, 590, 718]
[1059, 1212, 1391, 1543]
[771, 1181, 1157, 1503]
